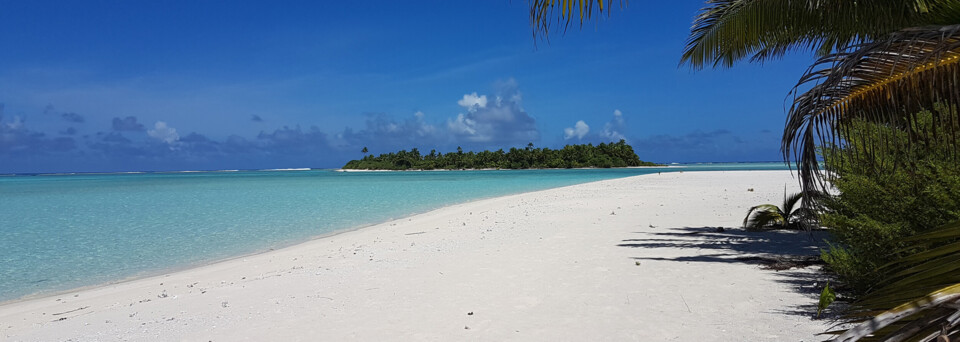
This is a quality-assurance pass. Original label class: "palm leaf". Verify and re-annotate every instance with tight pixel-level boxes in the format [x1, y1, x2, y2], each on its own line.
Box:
[788, 206, 818, 230]
[528, 0, 625, 40]
[743, 204, 785, 230]
[834, 221, 960, 342]
[835, 284, 960, 341]
[781, 192, 804, 217]
[681, 0, 960, 69]
[783, 24, 960, 206]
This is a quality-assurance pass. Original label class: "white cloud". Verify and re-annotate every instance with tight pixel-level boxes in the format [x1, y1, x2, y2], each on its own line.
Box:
[457, 92, 488, 112]
[411, 111, 435, 137]
[446, 80, 538, 144]
[600, 109, 627, 141]
[447, 113, 478, 136]
[148, 121, 180, 145]
[563, 120, 590, 140]
[5, 116, 24, 130]
[334, 79, 538, 149]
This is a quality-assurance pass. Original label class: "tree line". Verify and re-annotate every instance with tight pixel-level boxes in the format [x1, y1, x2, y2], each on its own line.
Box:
[342, 140, 660, 170]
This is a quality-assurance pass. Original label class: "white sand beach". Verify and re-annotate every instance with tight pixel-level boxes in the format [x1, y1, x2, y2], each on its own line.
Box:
[0, 170, 832, 341]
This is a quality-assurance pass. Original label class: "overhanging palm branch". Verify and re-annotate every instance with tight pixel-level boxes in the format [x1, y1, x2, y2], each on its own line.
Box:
[528, 0, 625, 40]
[784, 25, 960, 202]
[743, 192, 812, 230]
[681, 0, 960, 69]
[832, 221, 960, 342]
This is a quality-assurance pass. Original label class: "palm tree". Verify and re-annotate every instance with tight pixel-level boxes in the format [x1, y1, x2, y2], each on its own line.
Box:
[678, 1, 960, 69]
[532, 0, 960, 200]
[529, 1, 960, 340]
[676, 1, 960, 205]
[677, 6, 960, 340]
[742, 192, 812, 231]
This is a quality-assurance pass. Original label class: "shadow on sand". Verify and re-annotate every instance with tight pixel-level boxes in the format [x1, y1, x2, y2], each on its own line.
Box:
[620, 226, 840, 320]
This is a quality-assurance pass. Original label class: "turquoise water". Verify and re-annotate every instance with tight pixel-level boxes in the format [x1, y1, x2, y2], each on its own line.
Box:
[0, 163, 789, 302]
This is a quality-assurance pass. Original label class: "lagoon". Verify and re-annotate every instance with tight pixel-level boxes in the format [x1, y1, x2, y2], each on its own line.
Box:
[0, 162, 788, 302]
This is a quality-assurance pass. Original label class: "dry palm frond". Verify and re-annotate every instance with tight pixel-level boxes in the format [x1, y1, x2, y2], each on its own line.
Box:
[681, 0, 960, 69]
[784, 25, 960, 205]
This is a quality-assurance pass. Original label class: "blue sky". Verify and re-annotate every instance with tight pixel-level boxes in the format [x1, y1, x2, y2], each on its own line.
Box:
[0, 1, 816, 173]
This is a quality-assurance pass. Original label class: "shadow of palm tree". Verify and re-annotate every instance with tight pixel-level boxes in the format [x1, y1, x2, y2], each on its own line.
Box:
[620, 226, 839, 319]
[620, 226, 827, 260]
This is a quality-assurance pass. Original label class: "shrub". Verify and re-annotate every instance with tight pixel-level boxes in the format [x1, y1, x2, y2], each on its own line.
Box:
[821, 109, 960, 293]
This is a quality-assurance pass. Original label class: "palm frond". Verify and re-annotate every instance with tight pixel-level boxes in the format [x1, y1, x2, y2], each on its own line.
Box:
[528, 0, 625, 40]
[835, 284, 960, 342]
[681, 0, 960, 69]
[788, 207, 818, 230]
[784, 24, 960, 206]
[782, 192, 804, 216]
[743, 204, 785, 230]
[834, 221, 960, 342]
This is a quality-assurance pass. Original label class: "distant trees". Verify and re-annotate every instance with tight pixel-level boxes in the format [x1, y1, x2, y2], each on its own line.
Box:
[342, 140, 660, 170]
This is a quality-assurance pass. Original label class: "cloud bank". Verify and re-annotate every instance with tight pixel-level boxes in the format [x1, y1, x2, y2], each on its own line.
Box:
[446, 79, 539, 144]
[112, 116, 146, 131]
[0, 80, 735, 173]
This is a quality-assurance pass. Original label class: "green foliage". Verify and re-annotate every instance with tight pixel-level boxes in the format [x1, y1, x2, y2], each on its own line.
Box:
[681, 0, 960, 69]
[820, 110, 960, 294]
[832, 222, 960, 342]
[341, 140, 661, 170]
[784, 26, 960, 203]
[678, 0, 960, 211]
[818, 281, 835, 318]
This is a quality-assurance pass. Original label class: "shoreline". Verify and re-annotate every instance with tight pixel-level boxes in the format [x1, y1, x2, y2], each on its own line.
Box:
[334, 165, 673, 172]
[0, 170, 672, 306]
[0, 171, 826, 341]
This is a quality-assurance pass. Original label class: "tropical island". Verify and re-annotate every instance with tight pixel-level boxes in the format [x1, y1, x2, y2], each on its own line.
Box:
[342, 140, 661, 170]
[8, 0, 960, 341]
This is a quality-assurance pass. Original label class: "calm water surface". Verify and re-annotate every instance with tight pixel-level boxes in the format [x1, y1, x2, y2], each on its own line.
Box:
[0, 163, 789, 301]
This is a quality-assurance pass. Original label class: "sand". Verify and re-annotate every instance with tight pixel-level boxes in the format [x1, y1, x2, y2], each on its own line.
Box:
[0, 170, 833, 341]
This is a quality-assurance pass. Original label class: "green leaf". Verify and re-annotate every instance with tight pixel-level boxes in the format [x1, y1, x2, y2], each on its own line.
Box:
[681, 0, 960, 69]
[818, 281, 836, 318]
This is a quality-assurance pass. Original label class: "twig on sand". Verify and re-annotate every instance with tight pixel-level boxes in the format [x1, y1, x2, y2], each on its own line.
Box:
[52, 306, 89, 316]
[680, 295, 692, 313]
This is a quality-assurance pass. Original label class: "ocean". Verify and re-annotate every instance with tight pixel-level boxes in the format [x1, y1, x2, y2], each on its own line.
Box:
[0, 163, 790, 302]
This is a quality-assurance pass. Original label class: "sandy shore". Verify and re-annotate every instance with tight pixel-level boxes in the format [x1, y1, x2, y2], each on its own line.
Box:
[0, 170, 831, 341]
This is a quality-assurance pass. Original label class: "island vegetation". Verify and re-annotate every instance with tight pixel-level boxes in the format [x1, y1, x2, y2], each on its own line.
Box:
[342, 140, 660, 170]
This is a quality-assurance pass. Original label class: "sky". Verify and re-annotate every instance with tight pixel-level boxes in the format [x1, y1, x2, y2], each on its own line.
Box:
[0, 1, 817, 173]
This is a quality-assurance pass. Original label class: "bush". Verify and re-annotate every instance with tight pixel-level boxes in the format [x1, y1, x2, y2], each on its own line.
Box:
[821, 109, 960, 293]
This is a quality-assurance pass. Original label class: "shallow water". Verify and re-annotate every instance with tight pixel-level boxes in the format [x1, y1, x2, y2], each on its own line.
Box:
[0, 163, 788, 302]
